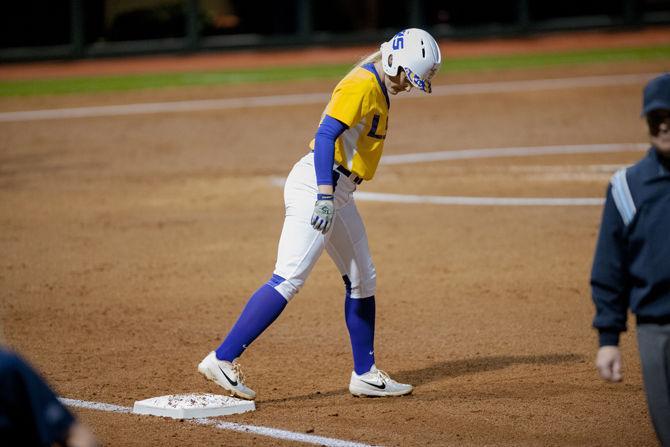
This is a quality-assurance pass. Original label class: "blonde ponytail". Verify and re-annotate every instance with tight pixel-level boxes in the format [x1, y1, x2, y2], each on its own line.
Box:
[344, 50, 382, 78]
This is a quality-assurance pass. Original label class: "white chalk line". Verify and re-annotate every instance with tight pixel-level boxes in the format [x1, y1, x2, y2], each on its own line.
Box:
[194, 418, 378, 447]
[0, 72, 655, 123]
[0, 93, 330, 123]
[59, 397, 131, 414]
[59, 397, 377, 447]
[271, 143, 648, 206]
[380, 143, 649, 165]
[355, 192, 604, 206]
[428, 72, 654, 96]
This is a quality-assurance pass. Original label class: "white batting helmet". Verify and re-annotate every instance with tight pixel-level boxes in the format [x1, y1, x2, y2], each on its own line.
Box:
[380, 28, 441, 93]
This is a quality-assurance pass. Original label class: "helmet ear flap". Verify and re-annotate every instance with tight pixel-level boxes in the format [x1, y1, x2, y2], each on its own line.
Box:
[380, 41, 399, 77]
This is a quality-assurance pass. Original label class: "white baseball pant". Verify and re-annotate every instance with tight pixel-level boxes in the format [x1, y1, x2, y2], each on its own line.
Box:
[272, 152, 376, 301]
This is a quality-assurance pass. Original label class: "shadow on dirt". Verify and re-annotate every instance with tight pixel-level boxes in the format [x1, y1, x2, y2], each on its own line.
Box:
[396, 352, 585, 386]
[259, 352, 585, 405]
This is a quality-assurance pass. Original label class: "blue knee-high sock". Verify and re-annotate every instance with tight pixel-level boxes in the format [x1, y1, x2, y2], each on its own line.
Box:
[215, 275, 288, 362]
[343, 276, 376, 375]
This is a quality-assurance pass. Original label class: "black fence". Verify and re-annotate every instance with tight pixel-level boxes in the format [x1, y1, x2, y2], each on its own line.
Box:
[1, 0, 669, 63]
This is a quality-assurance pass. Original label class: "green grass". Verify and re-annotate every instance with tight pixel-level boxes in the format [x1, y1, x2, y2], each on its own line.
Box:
[1, 44, 669, 97]
[442, 44, 670, 71]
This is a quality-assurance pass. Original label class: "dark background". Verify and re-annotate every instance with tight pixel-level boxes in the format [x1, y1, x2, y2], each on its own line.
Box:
[1, 0, 669, 61]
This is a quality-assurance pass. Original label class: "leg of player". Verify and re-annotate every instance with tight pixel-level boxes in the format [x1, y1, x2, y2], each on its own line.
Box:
[197, 275, 288, 400]
[345, 291, 413, 397]
[326, 200, 412, 397]
[344, 276, 376, 375]
[199, 153, 329, 399]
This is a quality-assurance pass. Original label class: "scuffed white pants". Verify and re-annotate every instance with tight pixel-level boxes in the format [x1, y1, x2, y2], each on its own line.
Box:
[272, 152, 376, 301]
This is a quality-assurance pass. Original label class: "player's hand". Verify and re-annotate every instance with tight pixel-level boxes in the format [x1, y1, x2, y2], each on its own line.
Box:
[311, 194, 334, 234]
[596, 345, 623, 382]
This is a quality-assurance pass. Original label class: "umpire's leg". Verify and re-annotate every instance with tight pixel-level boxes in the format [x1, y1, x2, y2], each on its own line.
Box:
[637, 323, 670, 446]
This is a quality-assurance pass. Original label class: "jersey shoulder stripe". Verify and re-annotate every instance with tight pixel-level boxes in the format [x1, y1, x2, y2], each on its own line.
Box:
[610, 168, 636, 226]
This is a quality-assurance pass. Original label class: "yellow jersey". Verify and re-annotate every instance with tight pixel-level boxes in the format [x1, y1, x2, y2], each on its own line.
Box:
[309, 63, 390, 181]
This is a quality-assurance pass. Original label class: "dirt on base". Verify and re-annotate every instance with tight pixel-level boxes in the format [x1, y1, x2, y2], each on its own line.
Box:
[1, 30, 668, 446]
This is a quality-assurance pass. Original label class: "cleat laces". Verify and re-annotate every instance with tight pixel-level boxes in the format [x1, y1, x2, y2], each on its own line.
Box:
[374, 369, 392, 384]
[232, 361, 246, 384]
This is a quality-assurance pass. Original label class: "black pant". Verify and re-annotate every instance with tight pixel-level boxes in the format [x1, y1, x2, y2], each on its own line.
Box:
[638, 324, 670, 446]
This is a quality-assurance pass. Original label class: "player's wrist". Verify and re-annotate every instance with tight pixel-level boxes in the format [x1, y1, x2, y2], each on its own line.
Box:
[598, 330, 620, 347]
[317, 183, 334, 196]
[317, 193, 334, 201]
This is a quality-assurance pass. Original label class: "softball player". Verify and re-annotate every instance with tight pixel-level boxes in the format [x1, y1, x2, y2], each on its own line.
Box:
[199, 28, 441, 400]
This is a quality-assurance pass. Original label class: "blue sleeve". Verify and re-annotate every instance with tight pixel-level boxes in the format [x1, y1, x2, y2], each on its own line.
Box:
[590, 185, 631, 346]
[314, 114, 348, 186]
[0, 350, 75, 445]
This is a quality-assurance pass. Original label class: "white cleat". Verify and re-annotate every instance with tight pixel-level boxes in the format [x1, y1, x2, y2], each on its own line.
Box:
[197, 351, 256, 400]
[349, 365, 413, 397]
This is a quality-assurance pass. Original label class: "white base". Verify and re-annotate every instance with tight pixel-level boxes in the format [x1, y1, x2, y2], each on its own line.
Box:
[132, 393, 255, 419]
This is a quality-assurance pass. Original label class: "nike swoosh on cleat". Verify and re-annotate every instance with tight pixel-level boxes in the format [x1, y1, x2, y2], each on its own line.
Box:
[360, 380, 386, 390]
[218, 366, 238, 386]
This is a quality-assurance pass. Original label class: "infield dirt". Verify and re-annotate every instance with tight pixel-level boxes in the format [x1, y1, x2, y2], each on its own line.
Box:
[1, 29, 669, 446]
